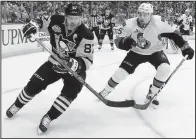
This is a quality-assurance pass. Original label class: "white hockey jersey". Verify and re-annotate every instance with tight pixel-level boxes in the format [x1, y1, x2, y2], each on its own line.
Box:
[121, 15, 176, 55]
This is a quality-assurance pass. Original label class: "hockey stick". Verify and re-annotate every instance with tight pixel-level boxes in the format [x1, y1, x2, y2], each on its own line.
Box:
[133, 55, 188, 110]
[33, 36, 135, 107]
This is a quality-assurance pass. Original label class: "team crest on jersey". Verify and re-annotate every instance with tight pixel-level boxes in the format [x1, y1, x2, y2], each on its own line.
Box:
[52, 25, 61, 33]
[136, 33, 151, 49]
[54, 34, 76, 58]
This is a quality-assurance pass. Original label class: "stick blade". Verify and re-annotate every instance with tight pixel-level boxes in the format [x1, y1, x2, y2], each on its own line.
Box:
[106, 100, 136, 107]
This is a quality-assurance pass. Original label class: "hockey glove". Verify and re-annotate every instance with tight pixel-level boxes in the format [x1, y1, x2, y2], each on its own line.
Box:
[22, 21, 39, 38]
[181, 43, 194, 60]
[115, 36, 136, 51]
[52, 58, 81, 74]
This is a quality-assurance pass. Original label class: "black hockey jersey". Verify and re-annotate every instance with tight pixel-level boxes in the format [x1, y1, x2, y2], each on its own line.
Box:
[47, 15, 94, 71]
[101, 13, 115, 28]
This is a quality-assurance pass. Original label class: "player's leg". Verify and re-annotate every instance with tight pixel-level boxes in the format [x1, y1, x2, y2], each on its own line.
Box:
[99, 51, 145, 97]
[94, 27, 100, 44]
[146, 51, 170, 108]
[98, 29, 106, 50]
[37, 72, 86, 134]
[6, 61, 61, 118]
[107, 29, 114, 50]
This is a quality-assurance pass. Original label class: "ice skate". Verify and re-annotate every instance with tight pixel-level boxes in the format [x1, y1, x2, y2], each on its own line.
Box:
[6, 104, 20, 118]
[37, 114, 52, 135]
[111, 46, 114, 50]
[98, 45, 102, 50]
[145, 85, 159, 109]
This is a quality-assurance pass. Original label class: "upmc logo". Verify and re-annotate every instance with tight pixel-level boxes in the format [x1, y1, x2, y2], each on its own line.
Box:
[1, 28, 36, 46]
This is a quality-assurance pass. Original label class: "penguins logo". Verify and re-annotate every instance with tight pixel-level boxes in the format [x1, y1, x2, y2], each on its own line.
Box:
[54, 34, 76, 58]
[136, 33, 151, 49]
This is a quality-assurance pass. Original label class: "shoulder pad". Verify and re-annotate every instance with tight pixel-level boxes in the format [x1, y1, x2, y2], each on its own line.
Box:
[50, 15, 65, 25]
[125, 18, 136, 26]
[77, 24, 94, 40]
[152, 15, 165, 25]
[152, 15, 162, 22]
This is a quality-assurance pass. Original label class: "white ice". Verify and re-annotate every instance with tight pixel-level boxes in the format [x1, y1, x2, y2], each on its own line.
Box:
[2, 40, 195, 138]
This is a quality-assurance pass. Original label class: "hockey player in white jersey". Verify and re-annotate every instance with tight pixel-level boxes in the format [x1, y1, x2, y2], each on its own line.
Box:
[99, 3, 194, 108]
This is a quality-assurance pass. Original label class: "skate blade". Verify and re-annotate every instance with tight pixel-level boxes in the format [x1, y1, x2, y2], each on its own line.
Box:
[149, 103, 158, 109]
[144, 100, 158, 109]
[37, 127, 44, 135]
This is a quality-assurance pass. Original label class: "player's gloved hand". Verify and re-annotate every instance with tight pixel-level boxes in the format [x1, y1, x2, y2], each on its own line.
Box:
[122, 36, 137, 48]
[22, 20, 39, 38]
[52, 58, 80, 74]
[181, 43, 194, 60]
[114, 36, 136, 51]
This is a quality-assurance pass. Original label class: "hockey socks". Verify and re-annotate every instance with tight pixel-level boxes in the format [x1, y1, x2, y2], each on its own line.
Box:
[47, 95, 72, 121]
[104, 68, 129, 92]
[14, 88, 34, 108]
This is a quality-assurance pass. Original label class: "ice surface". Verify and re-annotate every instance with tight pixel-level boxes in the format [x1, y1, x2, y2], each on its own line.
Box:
[2, 40, 195, 138]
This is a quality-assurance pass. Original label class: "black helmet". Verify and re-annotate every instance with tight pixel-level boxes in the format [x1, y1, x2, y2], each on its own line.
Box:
[65, 3, 82, 16]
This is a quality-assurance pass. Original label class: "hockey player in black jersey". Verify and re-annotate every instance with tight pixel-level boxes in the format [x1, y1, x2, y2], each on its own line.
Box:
[6, 3, 94, 134]
[98, 7, 115, 50]
[177, 9, 193, 36]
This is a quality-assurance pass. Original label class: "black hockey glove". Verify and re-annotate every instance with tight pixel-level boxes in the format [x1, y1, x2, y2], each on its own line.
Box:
[22, 21, 39, 38]
[181, 43, 194, 60]
[122, 36, 137, 48]
[52, 58, 81, 74]
[115, 36, 136, 51]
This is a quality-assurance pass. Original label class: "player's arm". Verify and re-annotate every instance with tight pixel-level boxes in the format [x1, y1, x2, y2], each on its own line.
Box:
[48, 15, 64, 34]
[159, 21, 194, 60]
[160, 30, 187, 48]
[75, 34, 94, 72]
[52, 31, 94, 74]
[111, 17, 116, 28]
[159, 19, 189, 48]
[114, 19, 135, 51]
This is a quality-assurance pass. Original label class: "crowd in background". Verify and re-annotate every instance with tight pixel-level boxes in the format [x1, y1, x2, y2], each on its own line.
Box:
[1, 1, 195, 26]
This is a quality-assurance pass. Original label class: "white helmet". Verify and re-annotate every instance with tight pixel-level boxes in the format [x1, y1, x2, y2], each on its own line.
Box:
[138, 3, 153, 14]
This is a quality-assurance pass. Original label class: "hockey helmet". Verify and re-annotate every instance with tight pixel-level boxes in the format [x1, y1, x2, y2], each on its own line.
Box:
[65, 3, 82, 16]
[138, 3, 153, 14]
